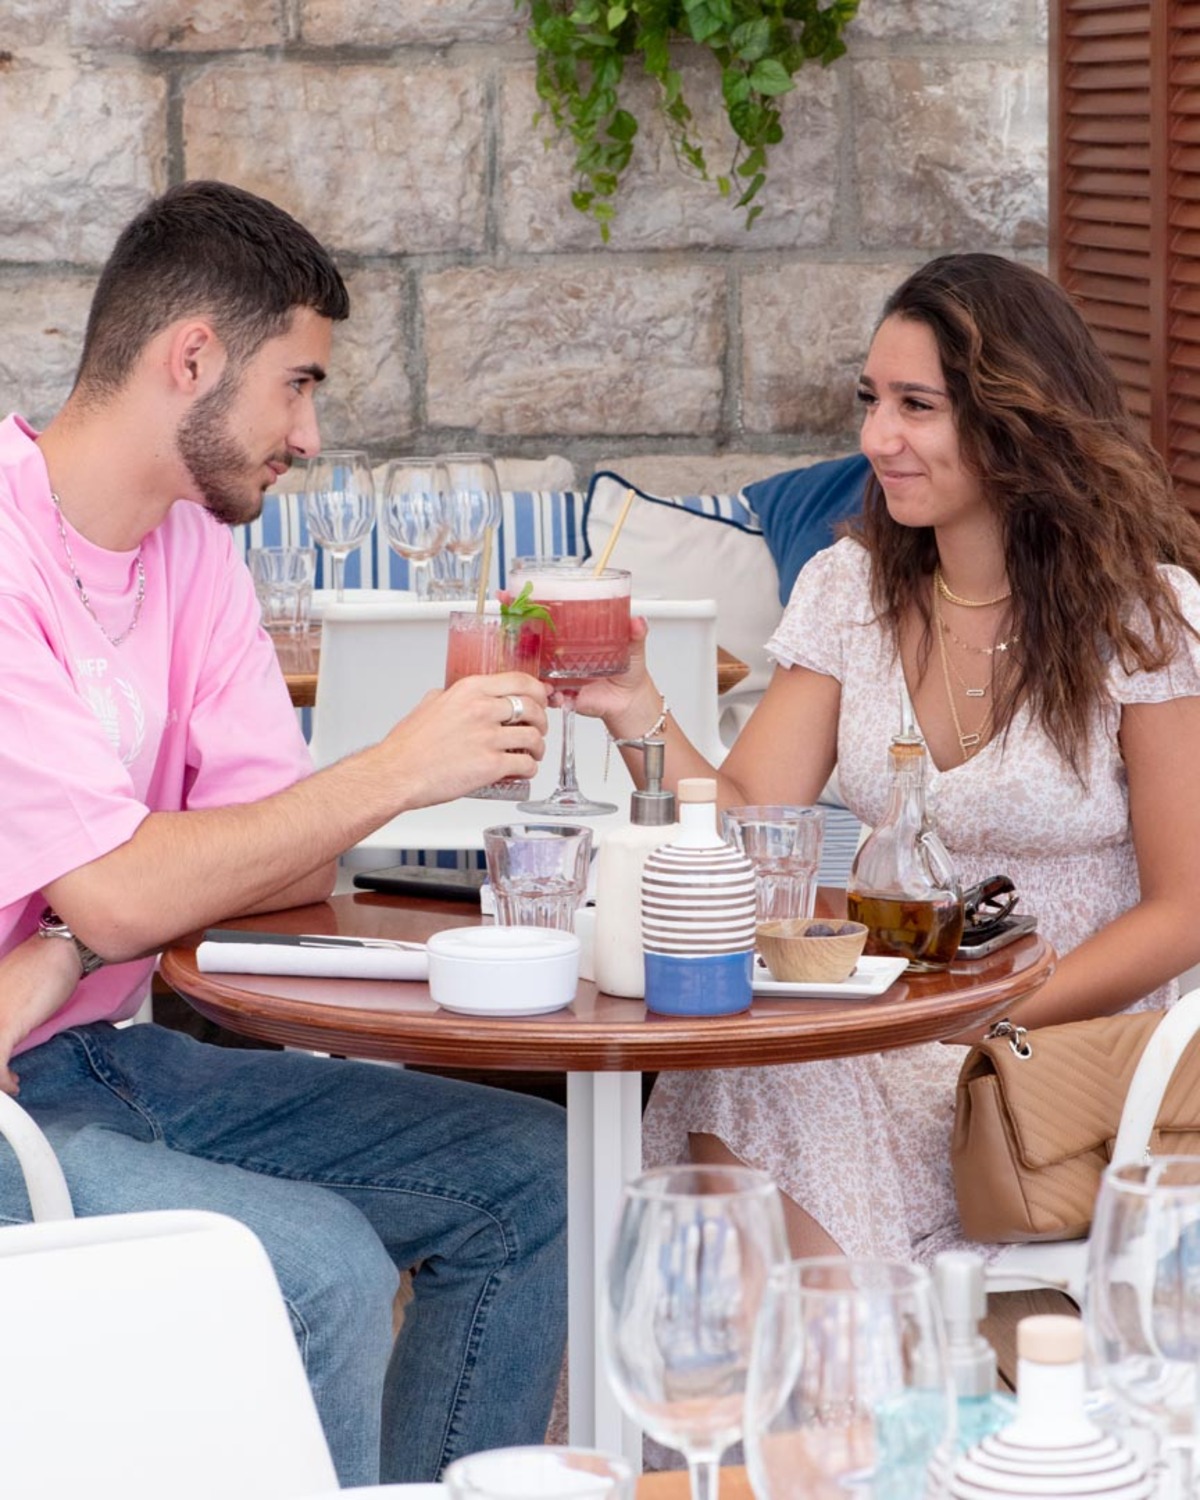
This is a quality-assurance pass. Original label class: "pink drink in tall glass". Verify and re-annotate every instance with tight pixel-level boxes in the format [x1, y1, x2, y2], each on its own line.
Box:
[507, 560, 631, 816]
[444, 612, 545, 799]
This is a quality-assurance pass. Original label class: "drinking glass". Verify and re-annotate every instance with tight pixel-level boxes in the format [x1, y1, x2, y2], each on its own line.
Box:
[445, 611, 546, 798]
[721, 806, 827, 922]
[439, 453, 503, 600]
[745, 1257, 954, 1500]
[508, 557, 632, 817]
[300, 449, 377, 602]
[602, 1164, 788, 1500]
[483, 822, 594, 929]
[247, 545, 315, 634]
[1085, 1157, 1200, 1498]
[444, 1445, 634, 1498]
[381, 457, 449, 599]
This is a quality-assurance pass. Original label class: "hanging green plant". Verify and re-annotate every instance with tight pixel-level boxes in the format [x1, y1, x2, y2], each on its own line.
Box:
[522, 0, 858, 239]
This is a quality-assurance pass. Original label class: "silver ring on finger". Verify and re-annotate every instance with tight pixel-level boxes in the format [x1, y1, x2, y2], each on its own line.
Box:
[502, 694, 526, 727]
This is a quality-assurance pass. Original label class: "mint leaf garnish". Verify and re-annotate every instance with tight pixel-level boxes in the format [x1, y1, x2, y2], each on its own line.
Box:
[500, 581, 557, 631]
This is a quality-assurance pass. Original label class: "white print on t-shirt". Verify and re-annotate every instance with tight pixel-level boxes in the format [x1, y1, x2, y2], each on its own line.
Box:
[77, 662, 146, 768]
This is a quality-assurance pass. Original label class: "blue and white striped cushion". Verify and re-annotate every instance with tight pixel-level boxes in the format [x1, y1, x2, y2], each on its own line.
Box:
[236, 490, 584, 592]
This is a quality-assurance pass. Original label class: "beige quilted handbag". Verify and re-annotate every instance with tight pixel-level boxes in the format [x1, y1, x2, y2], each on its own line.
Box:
[951, 1008, 1200, 1243]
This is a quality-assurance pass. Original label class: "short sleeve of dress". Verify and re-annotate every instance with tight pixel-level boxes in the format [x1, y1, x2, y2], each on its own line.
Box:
[1109, 564, 1200, 706]
[765, 537, 873, 683]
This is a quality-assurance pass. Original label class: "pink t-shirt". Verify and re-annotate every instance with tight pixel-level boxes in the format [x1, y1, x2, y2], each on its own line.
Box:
[0, 414, 314, 1052]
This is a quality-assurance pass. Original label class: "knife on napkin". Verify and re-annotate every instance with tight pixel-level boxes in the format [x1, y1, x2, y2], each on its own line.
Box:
[197, 928, 430, 981]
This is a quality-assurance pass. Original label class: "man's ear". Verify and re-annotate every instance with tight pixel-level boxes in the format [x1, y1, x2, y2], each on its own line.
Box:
[165, 319, 228, 397]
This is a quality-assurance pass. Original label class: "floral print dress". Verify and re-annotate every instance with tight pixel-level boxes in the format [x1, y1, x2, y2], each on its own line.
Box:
[643, 538, 1200, 1260]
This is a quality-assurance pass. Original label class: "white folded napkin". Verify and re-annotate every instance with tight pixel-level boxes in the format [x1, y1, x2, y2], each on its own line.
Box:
[196, 932, 428, 981]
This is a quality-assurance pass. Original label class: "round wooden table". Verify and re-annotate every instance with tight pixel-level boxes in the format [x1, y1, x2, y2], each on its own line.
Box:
[162, 890, 1053, 1470]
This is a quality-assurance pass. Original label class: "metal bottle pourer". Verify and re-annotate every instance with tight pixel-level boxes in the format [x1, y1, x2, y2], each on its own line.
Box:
[612, 735, 677, 826]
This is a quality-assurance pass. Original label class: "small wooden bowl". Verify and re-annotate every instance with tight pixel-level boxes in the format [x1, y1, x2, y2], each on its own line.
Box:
[756, 919, 869, 984]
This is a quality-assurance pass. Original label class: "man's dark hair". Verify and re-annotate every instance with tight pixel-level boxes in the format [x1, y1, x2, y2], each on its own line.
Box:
[75, 180, 350, 398]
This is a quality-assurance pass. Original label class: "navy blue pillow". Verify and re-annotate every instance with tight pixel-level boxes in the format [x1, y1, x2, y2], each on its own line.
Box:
[745, 454, 871, 604]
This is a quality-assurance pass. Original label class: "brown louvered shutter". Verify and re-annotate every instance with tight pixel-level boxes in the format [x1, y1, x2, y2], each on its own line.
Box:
[1053, 2, 1200, 515]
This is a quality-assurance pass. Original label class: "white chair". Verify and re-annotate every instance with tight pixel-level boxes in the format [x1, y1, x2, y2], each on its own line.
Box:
[986, 986, 1200, 1304]
[311, 595, 725, 856]
[0, 1097, 338, 1499]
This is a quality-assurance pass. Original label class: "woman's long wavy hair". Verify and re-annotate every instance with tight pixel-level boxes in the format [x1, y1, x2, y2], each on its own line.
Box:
[853, 253, 1200, 777]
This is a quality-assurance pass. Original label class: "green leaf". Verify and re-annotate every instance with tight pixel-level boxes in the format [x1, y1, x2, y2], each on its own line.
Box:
[735, 170, 765, 206]
[500, 582, 557, 629]
[606, 3, 627, 24]
[608, 108, 639, 141]
[717, 174, 731, 195]
[730, 16, 770, 58]
[748, 56, 794, 95]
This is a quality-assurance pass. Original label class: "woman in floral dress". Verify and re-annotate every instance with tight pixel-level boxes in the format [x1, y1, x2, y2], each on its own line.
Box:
[581, 253, 1200, 1260]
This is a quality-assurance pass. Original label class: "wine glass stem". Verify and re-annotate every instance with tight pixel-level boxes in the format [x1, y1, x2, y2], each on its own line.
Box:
[413, 559, 430, 601]
[331, 550, 347, 603]
[686, 1454, 721, 1500]
[557, 688, 581, 796]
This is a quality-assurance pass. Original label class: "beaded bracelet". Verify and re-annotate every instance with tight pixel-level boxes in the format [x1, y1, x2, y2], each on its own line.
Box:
[604, 696, 670, 779]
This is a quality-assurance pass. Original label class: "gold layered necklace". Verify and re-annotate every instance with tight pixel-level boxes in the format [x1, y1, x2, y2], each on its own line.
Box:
[933, 586, 1011, 762]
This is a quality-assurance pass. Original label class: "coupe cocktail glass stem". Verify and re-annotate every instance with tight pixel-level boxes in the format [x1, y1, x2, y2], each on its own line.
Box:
[556, 689, 585, 804]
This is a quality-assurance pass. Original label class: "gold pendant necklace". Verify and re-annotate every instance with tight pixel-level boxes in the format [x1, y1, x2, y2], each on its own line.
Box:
[934, 590, 994, 761]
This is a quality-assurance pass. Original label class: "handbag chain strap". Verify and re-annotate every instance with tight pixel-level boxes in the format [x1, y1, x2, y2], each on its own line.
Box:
[985, 1017, 1032, 1059]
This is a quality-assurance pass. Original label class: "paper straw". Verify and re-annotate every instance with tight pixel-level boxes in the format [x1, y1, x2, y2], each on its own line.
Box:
[592, 487, 637, 576]
[476, 526, 494, 614]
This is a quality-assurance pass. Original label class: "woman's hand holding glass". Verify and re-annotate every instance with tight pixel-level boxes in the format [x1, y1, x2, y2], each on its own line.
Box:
[301, 449, 377, 602]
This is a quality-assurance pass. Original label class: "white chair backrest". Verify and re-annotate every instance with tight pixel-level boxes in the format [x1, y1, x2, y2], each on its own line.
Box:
[0, 1208, 338, 1500]
[310, 596, 724, 853]
[0, 1091, 74, 1221]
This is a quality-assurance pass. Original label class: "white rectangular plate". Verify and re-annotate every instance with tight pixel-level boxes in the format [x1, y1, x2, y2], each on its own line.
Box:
[752, 953, 908, 1000]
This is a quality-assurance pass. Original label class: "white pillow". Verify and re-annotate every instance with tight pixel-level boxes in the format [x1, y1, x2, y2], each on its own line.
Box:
[582, 472, 783, 727]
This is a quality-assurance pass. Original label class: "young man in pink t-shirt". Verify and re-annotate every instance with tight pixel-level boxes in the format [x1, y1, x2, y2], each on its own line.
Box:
[0, 181, 562, 1487]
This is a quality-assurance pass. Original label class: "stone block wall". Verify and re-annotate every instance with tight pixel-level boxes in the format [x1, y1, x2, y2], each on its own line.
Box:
[0, 0, 1047, 475]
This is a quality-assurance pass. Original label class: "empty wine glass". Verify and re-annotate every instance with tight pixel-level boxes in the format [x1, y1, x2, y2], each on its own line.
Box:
[440, 453, 502, 600]
[301, 449, 377, 601]
[745, 1257, 954, 1500]
[1085, 1157, 1200, 1498]
[381, 457, 449, 599]
[602, 1164, 788, 1500]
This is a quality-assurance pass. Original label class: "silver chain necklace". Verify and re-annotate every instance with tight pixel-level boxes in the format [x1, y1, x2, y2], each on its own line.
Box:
[51, 491, 146, 647]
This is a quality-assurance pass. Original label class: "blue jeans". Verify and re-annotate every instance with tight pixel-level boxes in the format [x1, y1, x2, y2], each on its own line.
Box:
[0, 1023, 567, 1486]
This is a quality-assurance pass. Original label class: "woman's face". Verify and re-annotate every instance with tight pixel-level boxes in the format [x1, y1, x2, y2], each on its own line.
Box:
[857, 314, 989, 534]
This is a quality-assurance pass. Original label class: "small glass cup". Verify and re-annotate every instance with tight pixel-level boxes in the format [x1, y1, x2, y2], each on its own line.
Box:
[445, 611, 546, 799]
[483, 823, 593, 930]
[721, 805, 826, 922]
[247, 546, 316, 634]
[444, 1445, 634, 1499]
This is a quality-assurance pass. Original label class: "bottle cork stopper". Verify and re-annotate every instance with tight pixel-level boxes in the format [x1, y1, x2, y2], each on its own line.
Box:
[1018, 1314, 1084, 1364]
[677, 778, 718, 804]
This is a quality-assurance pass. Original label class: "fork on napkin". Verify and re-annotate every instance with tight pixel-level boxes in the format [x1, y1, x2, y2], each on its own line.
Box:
[196, 929, 429, 981]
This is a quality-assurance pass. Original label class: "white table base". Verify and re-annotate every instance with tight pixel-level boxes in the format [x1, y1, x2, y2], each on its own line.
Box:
[566, 1070, 644, 1470]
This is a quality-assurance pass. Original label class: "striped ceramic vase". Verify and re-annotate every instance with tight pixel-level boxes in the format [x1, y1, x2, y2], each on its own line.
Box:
[641, 777, 757, 1016]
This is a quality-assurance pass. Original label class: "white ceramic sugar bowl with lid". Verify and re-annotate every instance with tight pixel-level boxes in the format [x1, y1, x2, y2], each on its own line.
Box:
[426, 926, 581, 1016]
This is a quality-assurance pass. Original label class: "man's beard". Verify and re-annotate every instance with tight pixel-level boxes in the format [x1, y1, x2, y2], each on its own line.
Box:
[176, 368, 270, 527]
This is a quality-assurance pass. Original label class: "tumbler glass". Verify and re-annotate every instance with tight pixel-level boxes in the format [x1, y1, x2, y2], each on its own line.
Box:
[483, 823, 593, 930]
[721, 806, 826, 922]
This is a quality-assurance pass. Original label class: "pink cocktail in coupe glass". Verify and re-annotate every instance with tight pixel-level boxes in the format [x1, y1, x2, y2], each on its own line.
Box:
[507, 557, 632, 817]
[445, 611, 546, 799]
